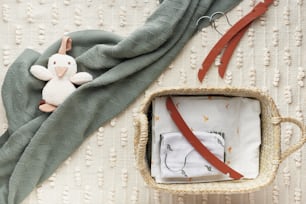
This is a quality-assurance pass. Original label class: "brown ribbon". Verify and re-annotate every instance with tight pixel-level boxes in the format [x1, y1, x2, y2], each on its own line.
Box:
[166, 97, 243, 180]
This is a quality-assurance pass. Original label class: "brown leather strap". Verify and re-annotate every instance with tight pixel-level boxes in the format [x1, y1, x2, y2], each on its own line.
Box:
[198, 0, 273, 81]
[218, 25, 249, 78]
[166, 97, 243, 180]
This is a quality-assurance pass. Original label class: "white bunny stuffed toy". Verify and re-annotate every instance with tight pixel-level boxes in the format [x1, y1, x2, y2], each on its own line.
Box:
[30, 36, 93, 112]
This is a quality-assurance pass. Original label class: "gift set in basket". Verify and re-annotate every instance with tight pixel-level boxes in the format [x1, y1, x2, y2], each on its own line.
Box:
[134, 87, 306, 194]
[133, 0, 306, 196]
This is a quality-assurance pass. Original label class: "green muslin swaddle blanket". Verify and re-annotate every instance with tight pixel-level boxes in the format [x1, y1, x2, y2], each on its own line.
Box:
[0, 0, 241, 203]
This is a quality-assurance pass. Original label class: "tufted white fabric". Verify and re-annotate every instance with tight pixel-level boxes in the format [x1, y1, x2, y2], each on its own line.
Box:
[0, 0, 305, 203]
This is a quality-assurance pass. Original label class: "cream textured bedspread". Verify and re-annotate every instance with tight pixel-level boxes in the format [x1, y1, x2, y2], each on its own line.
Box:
[0, 0, 305, 203]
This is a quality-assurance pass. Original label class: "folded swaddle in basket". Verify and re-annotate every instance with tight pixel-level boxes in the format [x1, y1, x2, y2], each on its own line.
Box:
[160, 131, 225, 181]
[151, 95, 261, 183]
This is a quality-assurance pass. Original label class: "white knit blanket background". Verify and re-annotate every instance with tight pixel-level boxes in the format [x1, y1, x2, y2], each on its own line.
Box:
[0, 0, 305, 204]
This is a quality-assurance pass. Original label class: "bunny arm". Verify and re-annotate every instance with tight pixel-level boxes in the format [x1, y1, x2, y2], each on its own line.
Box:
[70, 72, 93, 85]
[30, 65, 54, 81]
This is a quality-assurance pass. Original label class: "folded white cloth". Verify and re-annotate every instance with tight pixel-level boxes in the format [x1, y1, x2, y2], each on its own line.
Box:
[151, 96, 261, 183]
[160, 131, 225, 179]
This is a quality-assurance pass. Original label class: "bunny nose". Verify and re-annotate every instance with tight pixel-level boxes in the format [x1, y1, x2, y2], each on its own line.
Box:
[55, 67, 68, 78]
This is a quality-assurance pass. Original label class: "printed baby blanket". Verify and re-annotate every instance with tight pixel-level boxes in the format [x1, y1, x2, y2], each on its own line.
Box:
[160, 131, 225, 180]
[151, 96, 261, 183]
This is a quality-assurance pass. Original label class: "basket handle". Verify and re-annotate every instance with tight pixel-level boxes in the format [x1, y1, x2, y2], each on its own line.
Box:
[274, 117, 306, 162]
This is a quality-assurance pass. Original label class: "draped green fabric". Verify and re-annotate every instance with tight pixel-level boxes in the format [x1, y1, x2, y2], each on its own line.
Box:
[0, 0, 241, 203]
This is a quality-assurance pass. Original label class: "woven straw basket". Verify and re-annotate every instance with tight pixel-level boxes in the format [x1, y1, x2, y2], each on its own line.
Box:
[134, 87, 306, 194]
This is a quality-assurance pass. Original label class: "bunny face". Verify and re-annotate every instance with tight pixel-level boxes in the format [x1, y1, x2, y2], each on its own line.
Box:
[48, 53, 77, 79]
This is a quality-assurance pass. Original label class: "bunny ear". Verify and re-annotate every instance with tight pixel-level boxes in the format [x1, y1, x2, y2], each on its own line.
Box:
[58, 36, 72, 54]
